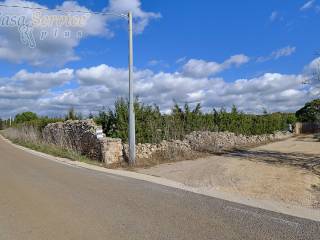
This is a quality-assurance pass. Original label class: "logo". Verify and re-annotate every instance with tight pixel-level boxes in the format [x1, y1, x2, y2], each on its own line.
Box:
[0, 11, 90, 48]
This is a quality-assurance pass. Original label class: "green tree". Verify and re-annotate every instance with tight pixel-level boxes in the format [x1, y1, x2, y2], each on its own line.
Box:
[0, 118, 4, 130]
[65, 107, 80, 120]
[94, 100, 296, 143]
[296, 99, 320, 122]
[15, 112, 38, 124]
[88, 112, 94, 119]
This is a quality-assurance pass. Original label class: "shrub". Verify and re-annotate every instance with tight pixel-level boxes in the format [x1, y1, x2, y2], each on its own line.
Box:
[0, 118, 4, 130]
[94, 98, 296, 144]
[15, 112, 38, 124]
[296, 99, 320, 122]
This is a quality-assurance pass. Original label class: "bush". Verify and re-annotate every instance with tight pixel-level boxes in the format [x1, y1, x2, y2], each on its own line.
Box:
[65, 107, 82, 120]
[296, 99, 320, 122]
[94, 98, 296, 144]
[0, 118, 4, 130]
[15, 112, 38, 124]
[6, 100, 296, 145]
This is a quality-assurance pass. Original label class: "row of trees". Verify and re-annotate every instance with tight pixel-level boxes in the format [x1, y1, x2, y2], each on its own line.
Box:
[0, 118, 5, 130]
[6, 99, 316, 144]
[94, 98, 296, 144]
[0, 108, 84, 131]
[0, 112, 40, 130]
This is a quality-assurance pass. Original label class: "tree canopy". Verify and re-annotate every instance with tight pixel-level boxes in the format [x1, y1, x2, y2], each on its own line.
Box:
[0, 118, 4, 130]
[15, 112, 38, 124]
[296, 99, 320, 122]
[95, 98, 296, 144]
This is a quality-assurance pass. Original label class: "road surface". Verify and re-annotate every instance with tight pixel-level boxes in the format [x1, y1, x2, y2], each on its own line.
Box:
[0, 136, 319, 240]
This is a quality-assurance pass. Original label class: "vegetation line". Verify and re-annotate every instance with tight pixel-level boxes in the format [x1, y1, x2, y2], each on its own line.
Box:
[2, 99, 318, 145]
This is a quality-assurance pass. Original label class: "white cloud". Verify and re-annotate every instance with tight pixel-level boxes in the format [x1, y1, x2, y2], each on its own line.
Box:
[176, 57, 187, 64]
[0, 0, 160, 66]
[147, 59, 168, 68]
[300, 0, 315, 11]
[0, 67, 74, 116]
[13, 68, 74, 90]
[303, 57, 320, 86]
[306, 56, 320, 71]
[269, 11, 279, 22]
[147, 60, 160, 66]
[257, 46, 296, 62]
[2, 56, 319, 118]
[182, 54, 250, 78]
[53, 67, 310, 114]
[0, 68, 73, 96]
[107, 0, 161, 34]
[271, 46, 296, 59]
[76, 64, 128, 85]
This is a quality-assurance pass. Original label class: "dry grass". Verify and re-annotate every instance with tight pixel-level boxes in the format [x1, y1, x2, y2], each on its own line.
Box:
[1, 126, 41, 144]
[0, 128, 103, 167]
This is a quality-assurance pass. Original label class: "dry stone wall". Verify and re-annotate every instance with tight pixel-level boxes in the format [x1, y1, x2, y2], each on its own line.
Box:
[39, 120, 292, 165]
[100, 137, 124, 165]
[185, 131, 292, 153]
[128, 131, 292, 162]
[42, 120, 123, 164]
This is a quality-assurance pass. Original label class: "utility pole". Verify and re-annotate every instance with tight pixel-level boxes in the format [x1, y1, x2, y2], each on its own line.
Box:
[128, 12, 136, 165]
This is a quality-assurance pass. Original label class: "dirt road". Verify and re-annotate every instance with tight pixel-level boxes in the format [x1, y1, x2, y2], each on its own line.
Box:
[138, 135, 320, 209]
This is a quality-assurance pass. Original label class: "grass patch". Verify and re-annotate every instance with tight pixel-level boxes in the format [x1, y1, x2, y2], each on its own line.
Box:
[7, 137, 104, 167]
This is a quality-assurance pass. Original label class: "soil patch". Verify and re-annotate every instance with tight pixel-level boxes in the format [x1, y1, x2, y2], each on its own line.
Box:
[137, 135, 320, 209]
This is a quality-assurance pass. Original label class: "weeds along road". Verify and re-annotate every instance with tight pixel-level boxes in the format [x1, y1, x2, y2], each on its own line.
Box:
[0, 136, 319, 240]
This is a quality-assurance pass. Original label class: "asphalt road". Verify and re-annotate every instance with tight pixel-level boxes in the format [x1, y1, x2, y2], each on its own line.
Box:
[0, 137, 319, 240]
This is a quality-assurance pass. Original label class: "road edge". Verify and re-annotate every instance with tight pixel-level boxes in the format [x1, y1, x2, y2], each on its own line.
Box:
[2, 135, 319, 222]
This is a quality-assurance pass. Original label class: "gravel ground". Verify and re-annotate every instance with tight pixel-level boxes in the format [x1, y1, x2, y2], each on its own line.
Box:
[138, 135, 320, 209]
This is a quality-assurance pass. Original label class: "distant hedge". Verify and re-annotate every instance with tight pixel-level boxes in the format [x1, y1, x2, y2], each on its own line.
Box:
[1, 116, 63, 131]
[95, 98, 296, 144]
[15, 112, 38, 124]
[1, 108, 77, 131]
[1, 99, 296, 144]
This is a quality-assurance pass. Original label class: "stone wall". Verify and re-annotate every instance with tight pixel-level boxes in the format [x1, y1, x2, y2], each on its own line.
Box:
[123, 139, 196, 163]
[42, 120, 123, 164]
[185, 131, 292, 153]
[100, 137, 124, 165]
[6, 119, 292, 166]
[128, 131, 292, 162]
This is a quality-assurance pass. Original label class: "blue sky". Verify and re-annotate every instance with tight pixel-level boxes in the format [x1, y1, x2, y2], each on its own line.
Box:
[0, 0, 319, 117]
